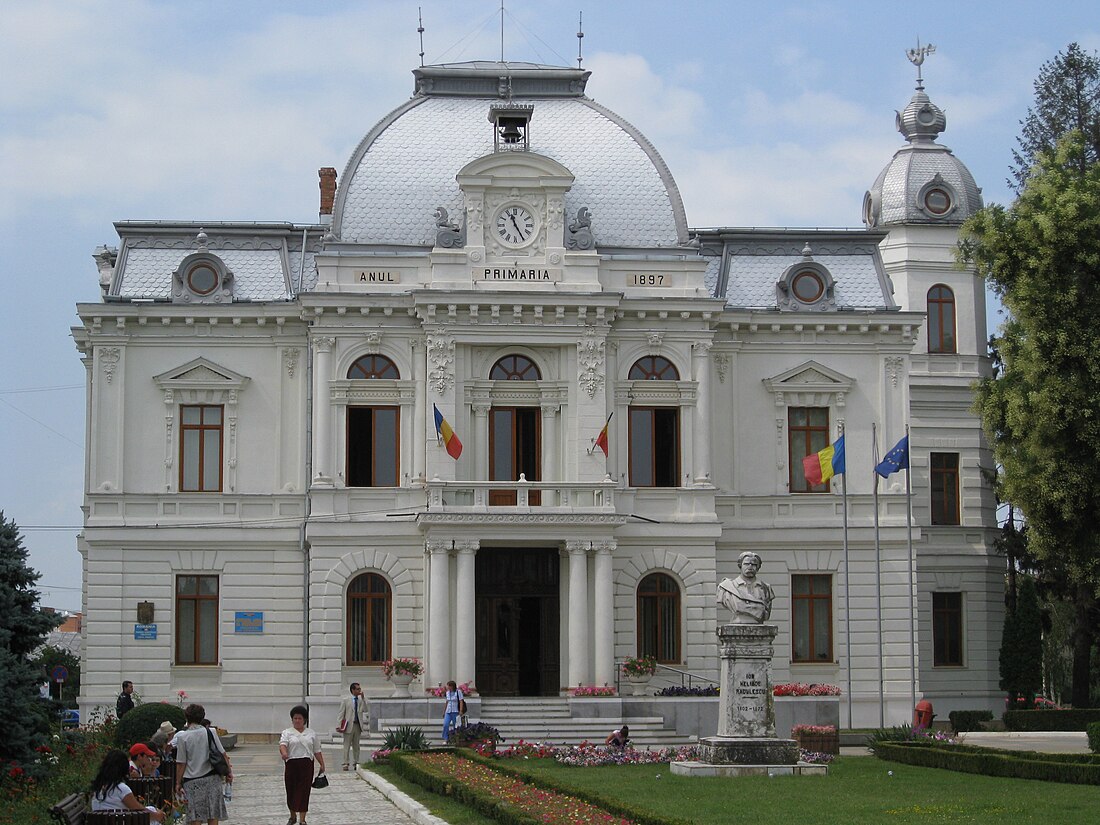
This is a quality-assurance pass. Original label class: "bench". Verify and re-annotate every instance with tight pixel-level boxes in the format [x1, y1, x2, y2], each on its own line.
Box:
[49, 792, 151, 825]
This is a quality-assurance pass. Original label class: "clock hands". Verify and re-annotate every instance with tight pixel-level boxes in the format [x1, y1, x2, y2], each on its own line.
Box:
[509, 214, 525, 238]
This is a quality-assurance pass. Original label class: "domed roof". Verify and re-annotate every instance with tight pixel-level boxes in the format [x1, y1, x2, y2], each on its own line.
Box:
[863, 81, 982, 228]
[332, 62, 688, 248]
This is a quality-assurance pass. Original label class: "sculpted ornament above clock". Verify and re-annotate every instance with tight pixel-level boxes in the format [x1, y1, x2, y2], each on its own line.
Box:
[494, 203, 538, 248]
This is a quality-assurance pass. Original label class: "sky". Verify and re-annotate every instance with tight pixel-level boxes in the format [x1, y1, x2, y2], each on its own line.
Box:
[1, 0, 1096, 613]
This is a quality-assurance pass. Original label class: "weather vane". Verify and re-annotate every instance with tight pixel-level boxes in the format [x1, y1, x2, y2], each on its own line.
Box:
[906, 39, 936, 90]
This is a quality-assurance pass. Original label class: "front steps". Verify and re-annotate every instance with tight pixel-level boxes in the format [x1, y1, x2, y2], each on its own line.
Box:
[325, 696, 693, 752]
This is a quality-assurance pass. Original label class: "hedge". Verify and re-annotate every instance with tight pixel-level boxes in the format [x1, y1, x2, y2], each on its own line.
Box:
[875, 741, 1100, 784]
[1003, 709, 1100, 731]
[390, 749, 693, 825]
[1087, 722, 1100, 754]
[948, 710, 993, 732]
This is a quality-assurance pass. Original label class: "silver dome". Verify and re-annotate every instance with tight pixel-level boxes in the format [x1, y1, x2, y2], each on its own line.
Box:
[863, 84, 982, 227]
[332, 62, 688, 248]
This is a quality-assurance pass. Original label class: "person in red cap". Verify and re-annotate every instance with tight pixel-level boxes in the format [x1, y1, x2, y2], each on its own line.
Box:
[129, 741, 161, 778]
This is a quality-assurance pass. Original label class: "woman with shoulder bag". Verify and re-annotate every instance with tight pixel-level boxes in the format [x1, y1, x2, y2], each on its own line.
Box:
[280, 704, 326, 825]
[174, 703, 230, 825]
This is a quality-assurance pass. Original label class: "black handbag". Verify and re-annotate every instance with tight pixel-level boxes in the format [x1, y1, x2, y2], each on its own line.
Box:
[205, 728, 230, 777]
[311, 772, 329, 789]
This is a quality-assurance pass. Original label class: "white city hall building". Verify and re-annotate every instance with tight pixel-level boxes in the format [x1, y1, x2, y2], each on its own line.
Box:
[74, 58, 1001, 733]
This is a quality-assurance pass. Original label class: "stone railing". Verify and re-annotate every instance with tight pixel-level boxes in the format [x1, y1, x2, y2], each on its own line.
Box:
[425, 476, 618, 513]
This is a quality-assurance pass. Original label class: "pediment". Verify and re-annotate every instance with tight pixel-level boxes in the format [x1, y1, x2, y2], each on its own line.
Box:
[762, 360, 854, 407]
[154, 357, 250, 390]
[457, 151, 575, 191]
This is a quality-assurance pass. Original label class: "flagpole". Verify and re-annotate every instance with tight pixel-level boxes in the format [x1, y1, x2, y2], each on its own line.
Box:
[905, 423, 916, 715]
[872, 422, 884, 729]
[841, 424, 852, 730]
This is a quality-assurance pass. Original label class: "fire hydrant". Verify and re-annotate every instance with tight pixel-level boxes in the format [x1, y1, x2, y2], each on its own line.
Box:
[913, 700, 934, 730]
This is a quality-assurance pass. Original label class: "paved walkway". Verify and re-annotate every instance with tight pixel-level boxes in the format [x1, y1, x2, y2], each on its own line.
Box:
[221, 743, 424, 825]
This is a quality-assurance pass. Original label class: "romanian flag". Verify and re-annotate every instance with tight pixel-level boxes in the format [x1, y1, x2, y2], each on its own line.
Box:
[593, 412, 612, 457]
[433, 404, 463, 460]
[802, 435, 845, 485]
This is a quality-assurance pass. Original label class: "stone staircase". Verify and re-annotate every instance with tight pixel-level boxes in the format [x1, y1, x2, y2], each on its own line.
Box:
[325, 696, 691, 751]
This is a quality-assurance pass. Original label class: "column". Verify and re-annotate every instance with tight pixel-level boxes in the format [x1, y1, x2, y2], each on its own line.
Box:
[592, 539, 616, 686]
[692, 340, 712, 485]
[313, 336, 335, 482]
[566, 540, 591, 687]
[454, 539, 478, 686]
[426, 538, 452, 687]
[541, 402, 559, 486]
[472, 401, 490, 483]
[412, 339, 426, 484]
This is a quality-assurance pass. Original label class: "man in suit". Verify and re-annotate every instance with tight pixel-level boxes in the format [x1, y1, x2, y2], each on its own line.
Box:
[116, 680, 135, 718]
[337, 682, 369, 770]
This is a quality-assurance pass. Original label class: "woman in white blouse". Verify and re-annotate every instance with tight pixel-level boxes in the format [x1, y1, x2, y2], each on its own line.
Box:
[279, 704, 326, 825]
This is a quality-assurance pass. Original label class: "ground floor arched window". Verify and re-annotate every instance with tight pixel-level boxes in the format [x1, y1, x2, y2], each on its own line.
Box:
[637, 572, 681, 662]
[346, 572, 391, 665]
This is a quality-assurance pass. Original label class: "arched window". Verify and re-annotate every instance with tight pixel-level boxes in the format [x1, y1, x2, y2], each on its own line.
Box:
[637, 572, 681, 663]
[628, 357, 680, 487]
[927, 285, 956, 354]
[346, 573, 391, 665]
[490, 354, 541, 380]
[347, 354, 399, 379]
[628, 356, 679, 380]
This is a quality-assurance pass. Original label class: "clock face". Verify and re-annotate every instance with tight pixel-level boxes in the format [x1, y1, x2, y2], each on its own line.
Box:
[494, 204, 537, 247]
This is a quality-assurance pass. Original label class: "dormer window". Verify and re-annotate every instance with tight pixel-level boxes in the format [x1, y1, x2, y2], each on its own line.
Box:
[777, 252, 836, 312]
[172, 252, 233, 304]
[917, 174, 957, 219]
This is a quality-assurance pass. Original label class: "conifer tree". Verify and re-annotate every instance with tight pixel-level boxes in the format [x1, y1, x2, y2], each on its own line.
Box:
[999, 577, 1044, 707]
[0, 512, 61, 768]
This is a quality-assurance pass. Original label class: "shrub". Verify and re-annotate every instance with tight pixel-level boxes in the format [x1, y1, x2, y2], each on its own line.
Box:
[948, 709, 994, 732]
[1003, 708, 1100, 731]
[1087, 721, 1100, 754]
[381, 725, 429, 751]
[875, 740, 1100, 784]
[451, 721, 503, 744]
[115, 702, 187, 749]
[655, 685, 719, 697]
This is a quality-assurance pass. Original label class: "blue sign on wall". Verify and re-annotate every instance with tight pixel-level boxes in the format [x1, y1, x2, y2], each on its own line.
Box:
[134, 624, 157, 640]
[234, 611, 264, 634]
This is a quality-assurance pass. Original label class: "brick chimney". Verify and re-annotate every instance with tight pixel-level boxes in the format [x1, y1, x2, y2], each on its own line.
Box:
[318, 167, 337, 226]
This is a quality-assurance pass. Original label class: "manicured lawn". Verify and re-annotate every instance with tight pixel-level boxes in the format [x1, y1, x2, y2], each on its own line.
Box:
[478, 755, 1099, 825]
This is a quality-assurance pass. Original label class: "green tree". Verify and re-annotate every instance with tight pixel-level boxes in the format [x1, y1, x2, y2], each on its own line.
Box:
[1011, 43, 1100, 190]
[961, 134, 1100, 707]
[999, 577, 1044, 707]
[0, 511, 62, 768]
[31, 645, 80, 704]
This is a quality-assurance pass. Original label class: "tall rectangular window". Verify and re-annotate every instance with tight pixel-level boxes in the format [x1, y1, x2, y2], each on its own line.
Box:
[176, 575, 219, 664]
[346, 406, 399, 487]
[788, 407, 829, 492]
[628, 407, 680, 487]
[930, 452, 960, 525]
[932, 592, 964, 666]
[180, 405, 223, 492]
[792, 574, 833, 662]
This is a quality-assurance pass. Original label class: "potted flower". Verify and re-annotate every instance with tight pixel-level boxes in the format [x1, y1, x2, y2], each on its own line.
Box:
[381, 657, 423, 697]
[791, 723, 839, 755]
[621, 655, 658, 696]
[450, 721, 504, 753]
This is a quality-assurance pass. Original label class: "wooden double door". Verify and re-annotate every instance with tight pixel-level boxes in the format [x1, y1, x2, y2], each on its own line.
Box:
[474, 547, 559, 696]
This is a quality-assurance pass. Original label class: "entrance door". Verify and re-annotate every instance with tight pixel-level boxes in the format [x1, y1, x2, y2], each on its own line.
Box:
[475, 548, 559, 695]
[489, 407, 541, 505]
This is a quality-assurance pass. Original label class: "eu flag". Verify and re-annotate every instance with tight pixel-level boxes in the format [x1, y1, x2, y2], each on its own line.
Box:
[875, 435, 909, 478]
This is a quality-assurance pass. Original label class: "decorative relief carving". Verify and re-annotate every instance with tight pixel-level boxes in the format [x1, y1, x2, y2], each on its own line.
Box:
[100, 347, 120, 384]
[885, 356, 904, 388]
[314, 336, 335, 353]
[284, 348, 300, 379]
[466, 198, 484, 234]
[434, 207, 465, 248]
[546, 196, 564, 232]
[646, 331, 664, 352]
[566, 540, 590, 555]
[364, 329, 382, 347]
[426, 538, 452, 555]
[565, 207, 594, 250]
[454, 539, 480, 554]
[713, 352, 729, 383]
[427, 331, 456, 396]
[577, 328, 606, 399]
[592, 539, 617, 554]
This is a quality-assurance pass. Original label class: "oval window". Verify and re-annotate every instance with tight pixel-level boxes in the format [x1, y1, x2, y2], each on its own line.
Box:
[187, 264, 219, 295]
[923, 187, 952, 216]
[792, 271, 824, 303]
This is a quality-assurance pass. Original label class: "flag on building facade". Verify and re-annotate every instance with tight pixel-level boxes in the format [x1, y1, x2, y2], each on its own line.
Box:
[875, 435, 909, 478]
[593, 412, 613, 457]
[433, 404, 463, 460]
[803, 435, 845, 485]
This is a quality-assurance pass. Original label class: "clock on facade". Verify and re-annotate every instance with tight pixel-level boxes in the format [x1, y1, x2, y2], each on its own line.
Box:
[494, 203, 538, 248]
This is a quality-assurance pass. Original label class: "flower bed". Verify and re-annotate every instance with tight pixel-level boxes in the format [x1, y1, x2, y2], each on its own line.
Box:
[391, 749, 693, 825]
[427, 681, 475, 698]
[772, 682, 842, 696]
[381, 657, 423, 678]
[572, 685, 616, 697]
[654, 685, 719, 697]
[792, 724, 839, 755]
